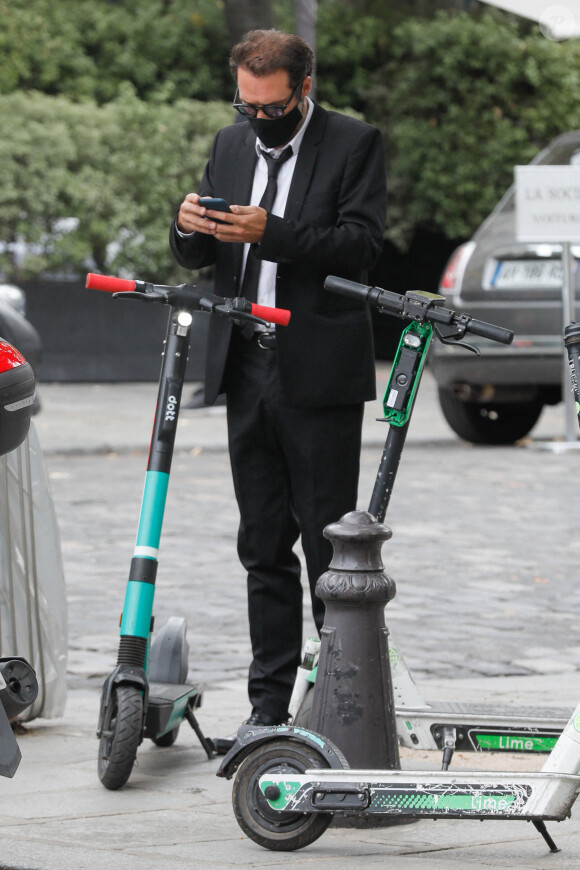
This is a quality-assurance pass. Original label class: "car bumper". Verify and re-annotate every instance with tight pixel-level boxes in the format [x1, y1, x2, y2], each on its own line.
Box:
[430, 290, 572, 397]
[429, 338, 565, 398]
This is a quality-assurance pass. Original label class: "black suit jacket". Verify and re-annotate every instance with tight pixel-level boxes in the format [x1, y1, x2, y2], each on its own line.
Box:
[170, 102, 386, 408]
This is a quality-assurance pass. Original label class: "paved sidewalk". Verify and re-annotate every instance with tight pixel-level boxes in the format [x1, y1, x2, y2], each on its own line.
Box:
[32, 366, 570, 456]
[2, 368, 580, 869]
[4, 675, 580, 870]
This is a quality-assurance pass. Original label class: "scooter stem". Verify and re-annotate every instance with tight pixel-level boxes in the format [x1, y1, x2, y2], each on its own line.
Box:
[118, 308, 191, 669]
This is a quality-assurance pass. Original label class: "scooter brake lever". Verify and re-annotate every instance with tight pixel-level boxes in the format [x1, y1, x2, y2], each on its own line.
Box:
[231, 310, 270, 328]
[434, 323, 480, 355]
[200, 298, 270, 329]
[227, 309, 271, 329]
[112, 290, 169, 303]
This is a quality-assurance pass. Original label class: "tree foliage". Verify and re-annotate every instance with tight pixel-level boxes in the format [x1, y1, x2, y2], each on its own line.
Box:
[314, 0, 479, 111]
[372, 10, 580, 244]
[3, 1, 580, 279]
[315, 2, 390, 111]
[0, 0, 231, 103]
[0, 89, 233, 283]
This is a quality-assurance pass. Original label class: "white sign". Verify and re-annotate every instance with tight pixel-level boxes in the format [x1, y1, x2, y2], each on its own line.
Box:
[515, 165, 580, 242]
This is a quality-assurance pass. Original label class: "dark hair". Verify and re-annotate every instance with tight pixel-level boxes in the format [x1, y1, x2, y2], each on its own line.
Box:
[229, 30, 315, 89]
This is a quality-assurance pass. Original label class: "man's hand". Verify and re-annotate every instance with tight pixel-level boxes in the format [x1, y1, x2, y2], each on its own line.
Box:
[176, 193, 207, 234]
[216, 205, 267, 244]
[176, 195, 268, 244]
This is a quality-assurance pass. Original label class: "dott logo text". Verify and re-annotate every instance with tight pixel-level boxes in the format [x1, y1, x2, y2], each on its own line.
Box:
[165, 395, 178, 422]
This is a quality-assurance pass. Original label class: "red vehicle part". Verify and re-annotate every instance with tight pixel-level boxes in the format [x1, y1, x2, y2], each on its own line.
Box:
[0, 339, 35, 456]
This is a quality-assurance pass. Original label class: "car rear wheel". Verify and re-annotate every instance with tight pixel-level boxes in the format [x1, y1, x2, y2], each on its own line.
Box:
[438, 389, 543, 445]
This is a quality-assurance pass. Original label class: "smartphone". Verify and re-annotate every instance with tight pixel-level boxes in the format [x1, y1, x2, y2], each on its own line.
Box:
[199, 197, 232, 224]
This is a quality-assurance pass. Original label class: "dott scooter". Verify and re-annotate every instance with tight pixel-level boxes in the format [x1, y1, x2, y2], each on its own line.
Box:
[218, 278, 580, 855]
[86, 272, 290, 790]
[289, 280, 572, 768]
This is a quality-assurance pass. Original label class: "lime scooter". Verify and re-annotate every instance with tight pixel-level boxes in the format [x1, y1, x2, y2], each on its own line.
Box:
[86, 272, 291, 790]
[288, 280, 572, 768]
[218, 278, 580, 855]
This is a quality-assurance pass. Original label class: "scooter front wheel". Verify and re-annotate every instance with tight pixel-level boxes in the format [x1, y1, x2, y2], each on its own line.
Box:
[98, 685, 143, 790]
[232, 739, 332, 851]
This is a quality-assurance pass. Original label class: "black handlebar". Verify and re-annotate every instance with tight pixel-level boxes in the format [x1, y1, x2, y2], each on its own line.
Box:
[465, 317, 512, 344]
[324, 276, 514, 346]
[86, 273, 291, 327]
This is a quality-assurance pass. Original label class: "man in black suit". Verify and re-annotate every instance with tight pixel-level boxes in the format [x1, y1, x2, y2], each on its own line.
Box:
[170, 30, 386, 731]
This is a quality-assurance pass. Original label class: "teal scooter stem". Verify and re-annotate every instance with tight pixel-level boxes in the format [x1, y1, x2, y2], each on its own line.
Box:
[88, 272, 291, 790]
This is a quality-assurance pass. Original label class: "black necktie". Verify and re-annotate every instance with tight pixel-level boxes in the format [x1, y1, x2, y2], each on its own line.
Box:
[240, 147, 293, 306]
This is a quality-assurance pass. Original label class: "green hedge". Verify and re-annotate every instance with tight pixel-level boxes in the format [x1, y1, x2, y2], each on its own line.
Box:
[0, 0, 231, 103]
[0, 89, 233, 283]
[3, 6, 580, 279]
[376, 10, 580, 245]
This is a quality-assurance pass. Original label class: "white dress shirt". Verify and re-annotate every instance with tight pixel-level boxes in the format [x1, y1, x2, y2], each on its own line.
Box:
[244, 97, 314, 310]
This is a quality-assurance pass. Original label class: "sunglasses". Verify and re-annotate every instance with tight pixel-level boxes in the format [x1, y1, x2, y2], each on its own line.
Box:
[233, 79, 303, 120]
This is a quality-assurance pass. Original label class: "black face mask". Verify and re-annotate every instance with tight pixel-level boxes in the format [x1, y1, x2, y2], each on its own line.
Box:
[248, 104, 303, 149]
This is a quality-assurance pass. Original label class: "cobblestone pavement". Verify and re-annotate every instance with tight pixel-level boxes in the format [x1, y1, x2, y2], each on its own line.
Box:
[45, 432, 580, 693]
[3, 377, 580, 870]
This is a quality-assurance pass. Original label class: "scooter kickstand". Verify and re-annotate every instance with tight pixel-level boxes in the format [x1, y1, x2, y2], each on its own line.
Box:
[532, 819, 560, 853]
[441, 725, 456, 770]
[185, 703, 217, 760]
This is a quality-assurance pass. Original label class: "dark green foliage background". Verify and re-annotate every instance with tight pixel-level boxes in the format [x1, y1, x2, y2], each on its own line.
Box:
[1, 0, 579, 281]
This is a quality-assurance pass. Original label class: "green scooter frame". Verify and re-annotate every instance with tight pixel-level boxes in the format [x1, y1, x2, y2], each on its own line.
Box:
[219, 279, 580, 855]
[87, 272, 290, 790]
[288, 287, 571, 766]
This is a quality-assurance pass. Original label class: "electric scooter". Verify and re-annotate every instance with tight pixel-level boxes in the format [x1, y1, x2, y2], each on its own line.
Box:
[218, 278, 580, 855]
[86, 272, 290, 790]
[288, 279, 572, 768]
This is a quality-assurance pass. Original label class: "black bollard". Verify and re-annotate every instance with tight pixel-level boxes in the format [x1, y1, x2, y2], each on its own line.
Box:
[309, 510, 400, 770]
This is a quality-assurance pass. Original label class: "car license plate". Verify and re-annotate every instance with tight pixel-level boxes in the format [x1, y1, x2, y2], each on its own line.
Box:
[489, 259, 563, 289]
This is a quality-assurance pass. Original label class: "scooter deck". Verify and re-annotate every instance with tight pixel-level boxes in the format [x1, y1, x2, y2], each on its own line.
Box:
[397, 700, 571, 753]
[148, 681, 203, 703]
[145, 681, 203, 740]
[424, 701, 571, 719]
[261, 768, 580, 820]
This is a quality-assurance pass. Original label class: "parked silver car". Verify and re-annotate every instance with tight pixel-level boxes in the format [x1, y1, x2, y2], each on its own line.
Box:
[430, 130, 580, 444]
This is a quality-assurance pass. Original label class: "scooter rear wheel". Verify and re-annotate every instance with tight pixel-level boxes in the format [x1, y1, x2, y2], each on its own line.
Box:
[98, 685, 143, 790]
[232, 739, 332, 851]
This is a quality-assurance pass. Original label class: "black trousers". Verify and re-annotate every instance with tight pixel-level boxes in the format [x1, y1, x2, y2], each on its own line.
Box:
[224, 332, 364, 721]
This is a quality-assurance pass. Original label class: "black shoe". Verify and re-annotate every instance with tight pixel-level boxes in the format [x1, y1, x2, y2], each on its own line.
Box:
[244, 708, 283, 727]
[212, 708, 285, 755]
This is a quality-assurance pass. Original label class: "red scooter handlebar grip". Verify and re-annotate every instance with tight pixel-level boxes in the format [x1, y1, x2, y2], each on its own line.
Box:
[251, 304, 291, 327]
[86, 273, 137, 293]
